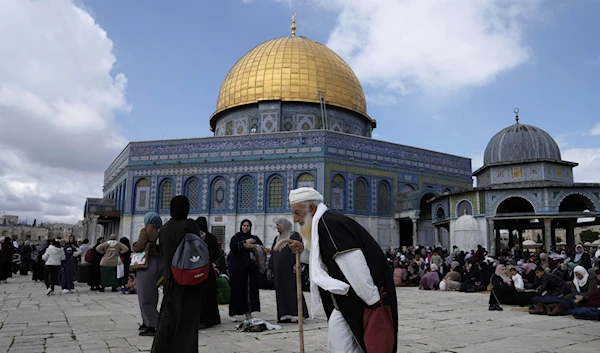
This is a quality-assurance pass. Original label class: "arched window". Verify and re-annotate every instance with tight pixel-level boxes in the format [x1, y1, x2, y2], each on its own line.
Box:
[267, 175, 284, 210]
[296, 173, 315, 188]
[355, 178, 368, 213]
[134, 178, 150, 212]
[185, 178, 200, 210]
[238, 176, 255, 211]
[159, 179, 174, 212]
[378, 181, 390, 215]
[211, 178, 226, 211]
[457, 200, 473, 216]
[331, 174, 345, 211]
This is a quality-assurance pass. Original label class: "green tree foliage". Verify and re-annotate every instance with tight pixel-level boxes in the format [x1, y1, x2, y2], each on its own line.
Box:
[579, 229, 600, 243]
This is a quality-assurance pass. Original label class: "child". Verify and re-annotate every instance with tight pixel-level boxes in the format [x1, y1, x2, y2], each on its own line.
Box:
[509, 266, 524, 291]
[121, 273, 137, 294]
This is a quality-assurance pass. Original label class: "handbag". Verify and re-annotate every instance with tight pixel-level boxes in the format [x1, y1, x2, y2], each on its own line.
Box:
[130, 242, 151, 271]
[117, 256, 125, 279]
[363, 288, 395, 353]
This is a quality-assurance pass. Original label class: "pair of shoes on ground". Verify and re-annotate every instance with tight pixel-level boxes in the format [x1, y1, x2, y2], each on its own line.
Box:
[529, 303, 564, 316]
[138, 325, 156, 336]
[488, 304, 503, 311]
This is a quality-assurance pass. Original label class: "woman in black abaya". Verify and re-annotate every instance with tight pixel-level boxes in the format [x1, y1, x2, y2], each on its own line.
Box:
[228, 219, 262, 321]
[151, 196, 203, 353]
[268, 218, 308, 323]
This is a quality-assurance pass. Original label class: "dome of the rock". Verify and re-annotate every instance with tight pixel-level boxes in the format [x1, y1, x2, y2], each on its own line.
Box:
[211, 36, 373, 129]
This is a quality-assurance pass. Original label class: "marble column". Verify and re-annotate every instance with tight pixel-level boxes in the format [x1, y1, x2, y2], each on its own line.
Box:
[543, 218, 552, 252]
[434, 226, 440, 247]
[487, 218, 496, 256]
[411, 217, 419, 247]
[566, 221, 576, 255]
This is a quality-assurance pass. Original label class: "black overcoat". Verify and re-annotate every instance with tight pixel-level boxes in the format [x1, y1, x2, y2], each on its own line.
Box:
[316, 211, 398, 353]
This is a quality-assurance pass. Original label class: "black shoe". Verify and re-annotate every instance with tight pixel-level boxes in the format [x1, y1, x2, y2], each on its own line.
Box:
[495, 304, 503, 311]
[139, 324, 147, 331]
[99, 287, 105, 292]
[111, 287, 118, 292]
[489, 304, 496, 311]
[277, 319, 292, 323]
[139, 328, 156, 336]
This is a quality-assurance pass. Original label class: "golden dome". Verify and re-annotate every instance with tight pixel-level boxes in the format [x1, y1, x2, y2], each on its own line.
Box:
[211, 36, 372, 126]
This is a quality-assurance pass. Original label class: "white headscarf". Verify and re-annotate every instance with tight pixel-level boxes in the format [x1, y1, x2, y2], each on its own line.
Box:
[289, 188, 349, 318]
[574, 244, 584, 263]
[573, 265, 589, 293]
[595, 247, 600, 259]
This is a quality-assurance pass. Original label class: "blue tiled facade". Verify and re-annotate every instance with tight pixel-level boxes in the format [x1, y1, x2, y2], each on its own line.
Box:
[102, 130, 472, 218]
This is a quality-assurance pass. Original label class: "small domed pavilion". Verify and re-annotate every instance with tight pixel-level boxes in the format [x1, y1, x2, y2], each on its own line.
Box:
[430, 109, 600, 256]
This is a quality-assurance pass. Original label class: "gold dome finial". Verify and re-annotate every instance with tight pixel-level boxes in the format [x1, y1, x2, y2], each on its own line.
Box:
[291, 13, 296, 37]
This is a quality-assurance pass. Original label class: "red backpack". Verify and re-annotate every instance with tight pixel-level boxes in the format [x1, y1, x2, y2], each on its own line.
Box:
[171, 233, 210, 286]
[85, 248, 94, 263]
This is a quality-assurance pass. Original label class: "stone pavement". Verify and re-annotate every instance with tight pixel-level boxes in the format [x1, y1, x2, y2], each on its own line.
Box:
[0, 274, 599, 353]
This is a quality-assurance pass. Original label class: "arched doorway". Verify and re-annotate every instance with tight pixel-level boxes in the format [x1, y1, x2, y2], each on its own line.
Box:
[417, 192, 437, 246]
[496, 197, 535, 214]
[558, 194, 598, 253]
[494, 196, 536, 255]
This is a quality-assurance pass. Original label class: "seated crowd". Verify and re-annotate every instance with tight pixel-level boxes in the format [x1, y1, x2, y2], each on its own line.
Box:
[386, 243, 600, 321]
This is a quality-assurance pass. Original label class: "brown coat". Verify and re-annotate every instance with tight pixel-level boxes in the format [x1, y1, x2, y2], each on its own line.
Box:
[132, 226, 160, 257]
[96, 241, 129, 267]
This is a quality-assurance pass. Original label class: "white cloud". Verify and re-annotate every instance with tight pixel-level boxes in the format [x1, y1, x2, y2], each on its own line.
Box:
[366, 93, 399, 106]
[588, 123, 600, 136]
[562, 148, 600, 183]
[0, 0, 129, 223]
[294, 0, 537, 97]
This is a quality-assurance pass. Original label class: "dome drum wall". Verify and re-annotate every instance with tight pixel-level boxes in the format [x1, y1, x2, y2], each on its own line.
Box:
[211, 36, 374, 131]
[475, 161, 575, 187]
[213, 101, 372, 137]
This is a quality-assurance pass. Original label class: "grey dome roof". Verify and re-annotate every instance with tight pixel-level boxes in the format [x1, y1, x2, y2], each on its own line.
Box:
[483, 123, 561, 166]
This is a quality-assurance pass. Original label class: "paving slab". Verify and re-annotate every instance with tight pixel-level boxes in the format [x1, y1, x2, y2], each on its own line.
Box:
[0, 274, 599, 352]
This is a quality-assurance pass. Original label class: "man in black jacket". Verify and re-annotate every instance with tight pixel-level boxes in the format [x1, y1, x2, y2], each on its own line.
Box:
[534, 267, 571, 297]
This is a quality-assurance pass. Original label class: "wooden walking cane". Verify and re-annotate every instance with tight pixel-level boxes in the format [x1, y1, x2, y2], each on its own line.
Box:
[273, 238, 305, 353]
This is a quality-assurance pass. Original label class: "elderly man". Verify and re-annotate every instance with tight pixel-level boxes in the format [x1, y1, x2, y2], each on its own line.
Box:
[288, 187, 398, 353]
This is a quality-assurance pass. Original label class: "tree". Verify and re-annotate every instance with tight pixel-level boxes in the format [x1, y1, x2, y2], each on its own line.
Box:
[579, 229, 600, 243]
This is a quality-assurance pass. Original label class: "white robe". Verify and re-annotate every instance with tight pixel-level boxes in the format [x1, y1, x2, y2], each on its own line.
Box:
[302, 248, 379, 353]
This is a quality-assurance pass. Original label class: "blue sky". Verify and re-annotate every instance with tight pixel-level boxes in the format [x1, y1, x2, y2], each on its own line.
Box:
[89, 0, 599, 163]
[0, 0, 598, 223]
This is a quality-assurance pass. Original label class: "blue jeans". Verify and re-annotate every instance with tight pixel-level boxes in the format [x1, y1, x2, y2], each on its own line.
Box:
[569, 307, 600, 321]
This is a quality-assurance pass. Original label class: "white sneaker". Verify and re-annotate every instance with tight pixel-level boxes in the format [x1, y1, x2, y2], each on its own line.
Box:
[69, 289, 75, 293]
[46, 288, 52, 295]
[62, 289, 70, 294]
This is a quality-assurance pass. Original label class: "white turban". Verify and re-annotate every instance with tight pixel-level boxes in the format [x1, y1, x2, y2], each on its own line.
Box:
[289, 187, 323, 205]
